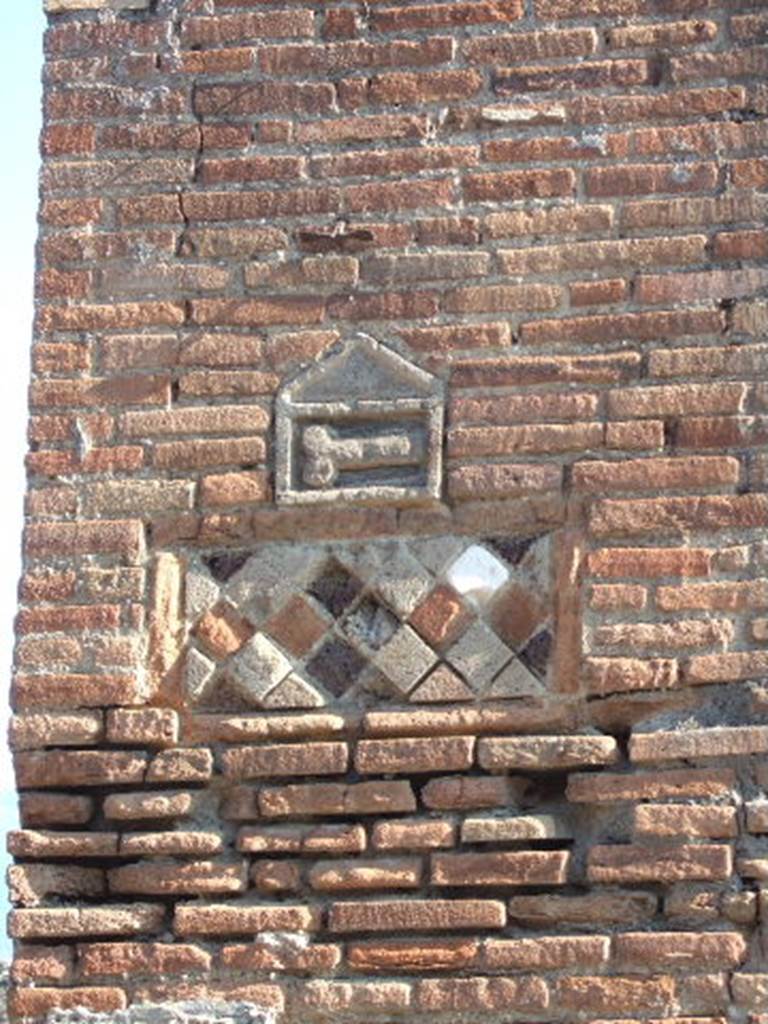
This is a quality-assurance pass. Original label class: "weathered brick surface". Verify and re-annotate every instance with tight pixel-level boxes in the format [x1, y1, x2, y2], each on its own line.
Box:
[9, 0, 768, 1018]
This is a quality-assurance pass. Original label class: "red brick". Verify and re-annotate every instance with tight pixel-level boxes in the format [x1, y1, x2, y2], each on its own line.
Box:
[568, 768, 736, 803]
[260, 37, 453, 75]
[38, 301, 184, 332]
[574, 455, 740, 491]
[295, 113, 428, 144]
[478, 736, 618, 770]
[497, 59, 649, 93]
[109, 861, 243, 896]
[355, 737, 475, 775]
[153, 437, 266, 471]
[174, 903, 320, 936]
[733, 157, 768, 188]
[298, 979, 412, 1012]
[16, 750, 146, 790]
[633, 805, 738, 840]
[485, 203, 613, 239]
[589, 584, 648, 611]
[222, 742, 349, 779]
[17, 605, 120, 634]
[466, 26, 596, 63]
[182, 11, 315, 46]
[256, 781, 415, 818]
[10, 945, 73, 984]
[105, 709, 179, 748]
[451, 352, 641, 387]
[78, 942, 211, 978]
[219, 941, 340, 973]
[348, 937, 477, 973]
[371, 69, 483, 105]
[594, 618, 732, 652]
[637, 268, 768, 305]
[657, 579, 768, 612]
[40, 197, 102, 227]
[483, 935, 609, 970]
[568, 86, 746, 126]
[521, 309, 723, 346]
[19, 793, 93, 828]
[373, 0, 522, 31]
[417, 976, 548, 1013]
[12, 674, 142, 711]
[10, 712, 103, 751]
[632, 724, 768, 761]
[624, 192, 766, 231]
[372, 819, 456, 851]
[465, 168, 575, 202]
[508, 890, 657, 926]
[7, 987, 127, 1020]
[590, 494, 768, 537]
[432, 850, 569, 887]
[327, 290, 440, 323]
[555, 975, 675, 1015]
[328, 899, 506, 933]
[571, 278, 629, 307]
[10, 904, 164, 940]
[588, 844, 733, 884]
[672, 45, 768, 83]
[309, 857, 422, 892]
[588, 546, 714, 579]
[609, 19, 718, 48]
[421, 775, 514, 811]
[586, 162, 717, 197]
[449, 423, 602, 458]
[190, 297, 324, 328]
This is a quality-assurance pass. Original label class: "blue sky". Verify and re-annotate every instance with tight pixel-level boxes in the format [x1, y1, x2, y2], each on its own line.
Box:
[0, 4, 45, 960]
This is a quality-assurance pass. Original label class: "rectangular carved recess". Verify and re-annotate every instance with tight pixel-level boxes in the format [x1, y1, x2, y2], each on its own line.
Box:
[11, 0, 768, 1020]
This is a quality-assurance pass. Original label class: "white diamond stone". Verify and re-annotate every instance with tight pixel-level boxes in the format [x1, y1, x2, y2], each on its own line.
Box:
[445, 544, 510, 607]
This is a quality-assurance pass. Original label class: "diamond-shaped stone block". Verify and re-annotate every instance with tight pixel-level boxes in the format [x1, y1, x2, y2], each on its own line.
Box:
[185, 646, 216, 703]
[371, 546, 434, 618]
[262, 673, 326, 709]
[306, 637, 368, 697]
[226, 546, 314, 619]
[193, 602, 254, 660]
[445, 544, 510, 608]
[342, 597, 399, 651]
[489, 582, 548, 650]
[185, 565, 220, 620]
[264, 594, 329, 658]
[230, 632, 293, 705]
[374, 625, 438, 695]
[409, 583, 473, 650]
[307, 560, 362, 617]
[484, 658, 546, 699]
[410, 665, 475, 704]
[446, 619, 512, 690]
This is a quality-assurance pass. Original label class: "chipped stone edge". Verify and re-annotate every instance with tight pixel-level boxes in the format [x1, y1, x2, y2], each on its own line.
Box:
[45, 0, 150, 13]
[47, 1001, 275, 1024]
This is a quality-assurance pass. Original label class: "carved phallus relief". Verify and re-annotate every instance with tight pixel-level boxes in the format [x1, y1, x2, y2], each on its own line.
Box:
[182, 533, 554, 710]
[275, 334, 443, 506]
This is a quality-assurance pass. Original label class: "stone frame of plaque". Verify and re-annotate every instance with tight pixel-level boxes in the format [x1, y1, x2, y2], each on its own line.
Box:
[275, 333, 444, 506]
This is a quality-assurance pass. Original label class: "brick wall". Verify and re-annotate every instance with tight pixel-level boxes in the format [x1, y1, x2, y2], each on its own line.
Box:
[9, 0, 768, 1020]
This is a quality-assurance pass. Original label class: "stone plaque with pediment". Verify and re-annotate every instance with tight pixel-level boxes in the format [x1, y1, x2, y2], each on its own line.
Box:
[275, 334, 444, 506]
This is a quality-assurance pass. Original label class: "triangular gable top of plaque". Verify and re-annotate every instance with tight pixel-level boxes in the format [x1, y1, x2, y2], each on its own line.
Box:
[282, 334, 441, 405]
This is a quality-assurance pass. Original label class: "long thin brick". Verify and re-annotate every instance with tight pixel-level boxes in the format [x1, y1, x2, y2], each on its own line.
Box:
[329, 899, 506, 933]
